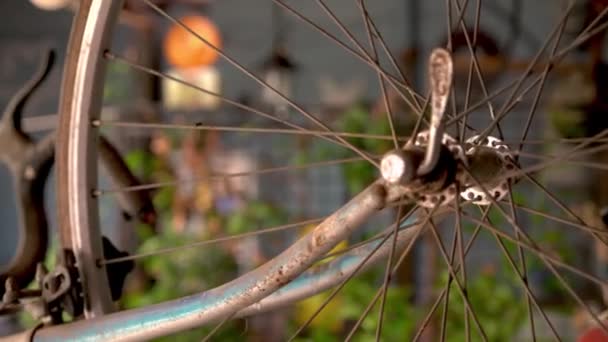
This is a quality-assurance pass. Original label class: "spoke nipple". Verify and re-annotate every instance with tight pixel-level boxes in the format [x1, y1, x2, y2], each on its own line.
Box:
[24, 165, 36, 180]
[380, 150, 414, 184]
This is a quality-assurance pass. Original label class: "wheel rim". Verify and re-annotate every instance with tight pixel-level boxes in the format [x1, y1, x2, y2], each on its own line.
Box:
[57, 0, 124, 317]
[52, 0, 608, 340]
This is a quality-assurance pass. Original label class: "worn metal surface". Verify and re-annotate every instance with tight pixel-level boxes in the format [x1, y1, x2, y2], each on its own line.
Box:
[235, 211, 428, 318]
[35, 183, 388, 341]
[417, 48, 453, 176]
[46, 8, 500, 337]
[55, 0, 123, 317]
[0, 51, 55, 290]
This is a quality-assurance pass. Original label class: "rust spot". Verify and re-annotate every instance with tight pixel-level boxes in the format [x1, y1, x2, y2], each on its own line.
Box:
[370, 184, 387, 210]
[314, 230, 326, 246]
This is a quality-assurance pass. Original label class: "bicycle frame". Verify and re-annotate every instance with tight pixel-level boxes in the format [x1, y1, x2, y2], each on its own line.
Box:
[8, 1, 454, 340]
[27, 182, 427, 341]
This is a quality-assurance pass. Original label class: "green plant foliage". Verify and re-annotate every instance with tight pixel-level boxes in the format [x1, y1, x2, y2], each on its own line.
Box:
[122, 230, 238, 308]
[341, 279, 416, 342]
[294, 104, 397, 195]
[120, 146, 297, 340]
[548, 108, 587, 139]
[291, 271, 417, 342]
[115, 113, 572, 341]
[500, 192, 576, 304]
[103, 61, 132, 104]
[125, 148, 175, 213]
[437, 269, 527, 342]
[119, 228, 242, 341]
[338, 106, 393, 195]
[226, 201, 287, 235]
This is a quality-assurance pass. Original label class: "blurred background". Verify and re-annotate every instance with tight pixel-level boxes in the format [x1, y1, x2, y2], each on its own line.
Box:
[2, 0, 608, 341]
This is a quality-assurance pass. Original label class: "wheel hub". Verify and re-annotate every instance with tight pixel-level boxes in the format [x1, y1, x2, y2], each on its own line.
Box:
[380, 132, 516, 208]
[413, 130, 465, 208]
[460, 135, 516, 205]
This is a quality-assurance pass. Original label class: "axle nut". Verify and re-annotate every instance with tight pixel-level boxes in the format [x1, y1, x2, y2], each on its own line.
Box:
[380, 150, 415, 184]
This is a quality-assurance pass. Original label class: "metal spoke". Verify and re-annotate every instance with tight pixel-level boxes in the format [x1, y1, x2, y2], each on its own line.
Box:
[514, 13, 567, 160]
[315, 0, 424, 114]
[104, 51, 355, 152]
[273, 0, 423, 99]
[286, 231, 394, 341]
[458, 166, 608, 337]
[201, 311, 237, 342]
[358, 0, 399, 150]
[98, 156, 368, 194]
[500, 144, 608, 182]
[101, 217, 326, 265]
[439, 205, 460, 342]
[375, 204, 404, 340]
[477, 1, 575, 139]
[455, 191, 470, 342]
[427, 218, 488, 341]
[519, 172, 608, 250]
[483, 213, 561, 341]
[515, 149, 608, 171]
[321, 214, 427, 261]
[408, 93, 431, 145]
[445, 0, 461, 142]
[502, 137, 608, 146]
[477, 2, 607, 140]
[460, 0, 482, 142]
[459, 210, 608, 337]
[99, 118, 409, 142]
[492, 130, 608, 182]
[506, 199, 608, 236]
[413, 285, 448, 342]
[446, 76, 526, 128]
[452, 0, 505, 140]
[54, 0, 608, 340]
[142, 0, 379, 168]
[344, 207, 440, 341]
[456, 209, 607, 292]
[287, 206, 421, 340]
[354, 0, 419, 94]
[273, 0, 426, 118]
[505, 184, 535, 339]
[412, 206, 490, 341]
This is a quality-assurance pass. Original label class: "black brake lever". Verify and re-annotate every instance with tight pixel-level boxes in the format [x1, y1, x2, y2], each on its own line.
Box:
[0, 49, 157, 306]
[0, 50, 55, 290]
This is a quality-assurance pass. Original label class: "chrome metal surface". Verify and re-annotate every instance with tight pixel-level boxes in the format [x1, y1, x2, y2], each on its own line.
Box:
[236, 211, 431, 318]
[461, 135, 515, 205]
[417, 48, 453, 176]
[56, 0, 123, 317]
[380, 150, 416, 184]
[413, 130, 465, 208]
[35, 183, 388, 341]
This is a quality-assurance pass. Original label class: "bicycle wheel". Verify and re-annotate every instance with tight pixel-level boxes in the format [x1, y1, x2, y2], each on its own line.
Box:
[43, 0, 608, 340]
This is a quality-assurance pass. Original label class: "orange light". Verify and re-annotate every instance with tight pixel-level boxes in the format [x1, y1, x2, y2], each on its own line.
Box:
[164, 15, 221, 68]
